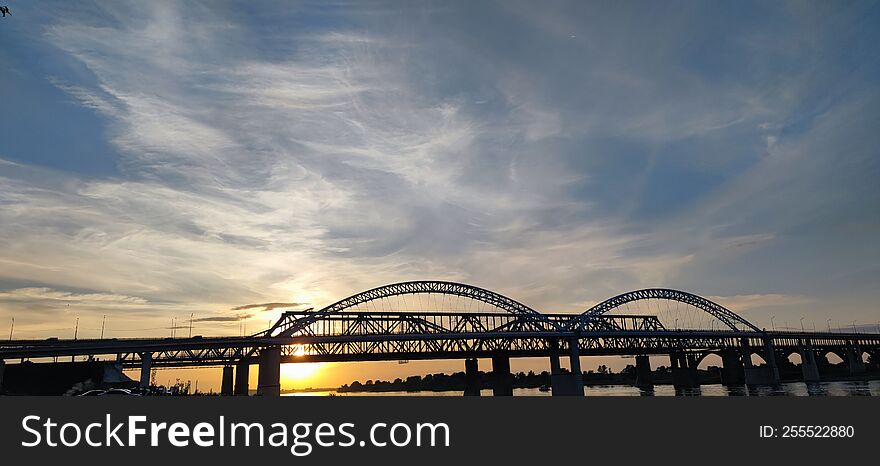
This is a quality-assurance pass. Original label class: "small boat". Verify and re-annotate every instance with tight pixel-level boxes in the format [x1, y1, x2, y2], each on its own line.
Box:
[538, 384, 550, 392]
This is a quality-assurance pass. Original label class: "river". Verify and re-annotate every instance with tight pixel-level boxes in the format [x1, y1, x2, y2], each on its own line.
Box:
[283, 380, 880, 396]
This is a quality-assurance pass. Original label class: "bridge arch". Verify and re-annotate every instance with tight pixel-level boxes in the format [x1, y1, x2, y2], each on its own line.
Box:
[267, 280, 561, 337]
[573, 288, 760, 332]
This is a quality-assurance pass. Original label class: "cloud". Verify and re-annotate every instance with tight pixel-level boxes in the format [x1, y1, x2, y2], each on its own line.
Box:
[1, 0, 878, 340]
[709, 294, 814, 312]
[231, 303, 308, 312]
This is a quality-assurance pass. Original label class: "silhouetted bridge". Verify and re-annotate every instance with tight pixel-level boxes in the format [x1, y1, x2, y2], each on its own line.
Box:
[1, 281, 878, 396]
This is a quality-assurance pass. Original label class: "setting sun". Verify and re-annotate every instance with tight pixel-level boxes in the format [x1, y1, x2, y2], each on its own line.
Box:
[280, 362, 324, 388]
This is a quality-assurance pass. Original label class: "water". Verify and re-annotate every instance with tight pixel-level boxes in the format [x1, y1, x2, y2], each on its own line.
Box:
[283, 380, 880, 397]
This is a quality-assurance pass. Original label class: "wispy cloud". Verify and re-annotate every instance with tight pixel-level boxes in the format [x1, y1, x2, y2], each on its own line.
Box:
[0, 0, 878, 339]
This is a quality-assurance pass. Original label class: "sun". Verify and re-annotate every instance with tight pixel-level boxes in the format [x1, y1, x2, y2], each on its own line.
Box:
[279, 345, 324, 387]
[280, 362, 324, 387]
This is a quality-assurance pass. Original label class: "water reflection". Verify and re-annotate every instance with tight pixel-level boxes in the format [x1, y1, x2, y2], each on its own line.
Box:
[284, 380, 880, 397]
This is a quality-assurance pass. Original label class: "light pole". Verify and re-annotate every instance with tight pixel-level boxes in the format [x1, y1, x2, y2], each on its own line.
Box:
[100, 315, 106, 339]
[771, 316, 776, 331]
[74, 317, 79, 340]
[189, 313, 194, 338]
[8, 317, 13, 341]
[800, 317, 805, 332]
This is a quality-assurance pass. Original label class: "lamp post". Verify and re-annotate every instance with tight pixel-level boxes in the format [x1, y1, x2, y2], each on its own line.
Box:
[100, 315, 106, 339]
[189, 313, 194, 338]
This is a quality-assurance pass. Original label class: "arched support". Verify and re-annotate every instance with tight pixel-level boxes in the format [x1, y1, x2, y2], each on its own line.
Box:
[575, 288, 760, 332]
[744, 337, 781, 385]
[268, 281, 559, 337]
[846, 342, 866, 374]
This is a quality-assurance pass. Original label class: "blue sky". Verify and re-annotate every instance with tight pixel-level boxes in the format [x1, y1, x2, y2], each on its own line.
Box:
[1, 0, 879, 345]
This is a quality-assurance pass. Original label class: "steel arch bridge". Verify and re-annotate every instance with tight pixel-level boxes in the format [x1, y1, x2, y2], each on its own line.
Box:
[574, 288, 761, 332]
[3, 280, 880, 397]
[263, 280, 562, 338]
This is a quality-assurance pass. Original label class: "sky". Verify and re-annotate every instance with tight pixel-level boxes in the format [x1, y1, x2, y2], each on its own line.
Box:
[1, 1, 879, 390]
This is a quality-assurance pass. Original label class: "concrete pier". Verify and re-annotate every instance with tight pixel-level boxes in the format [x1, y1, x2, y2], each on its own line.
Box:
[669, 352, 699, 389]
[139, 352, 152, 389]
[221, 365, 234, 396]
[634, 355, 653, 388]
[720, 349, 745, 386]
[234, 362, 250, 396]
[744, 338, 781, 385]
[799, 341, 820, 382]
[549, 340, 583, 396]
[257, 347, 281, 396]
[847, 343, 866, 374]
[491, 354, 513, 396]
[463, 358, 480, 396]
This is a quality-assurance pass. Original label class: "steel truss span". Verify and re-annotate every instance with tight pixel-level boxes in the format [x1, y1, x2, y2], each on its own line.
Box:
[265, 280, 560, 337]
[576, 288, 761, 332]
[3, 281, 878, 371]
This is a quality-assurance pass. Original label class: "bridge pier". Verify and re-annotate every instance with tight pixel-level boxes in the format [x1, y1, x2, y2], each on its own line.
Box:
[257, 347, 281, 396]
[463, 358, 480, 396]
[491, 355, 513, 396]
[234, 361, 250, 396]
[139, 352, 152, 389]
[799, 341, 820, 382]
[548, 339, 583, 396]
[221, 365, 234, 396]
[720, 349, 745, 386]
[669, 352, 699, 389]
[846, 343, 866, 374]
[634, 355, 652, 388]
[743, 338, 781, 385]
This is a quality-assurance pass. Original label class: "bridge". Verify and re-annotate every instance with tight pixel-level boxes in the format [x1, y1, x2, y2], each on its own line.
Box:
[1, 281, 879, 396]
